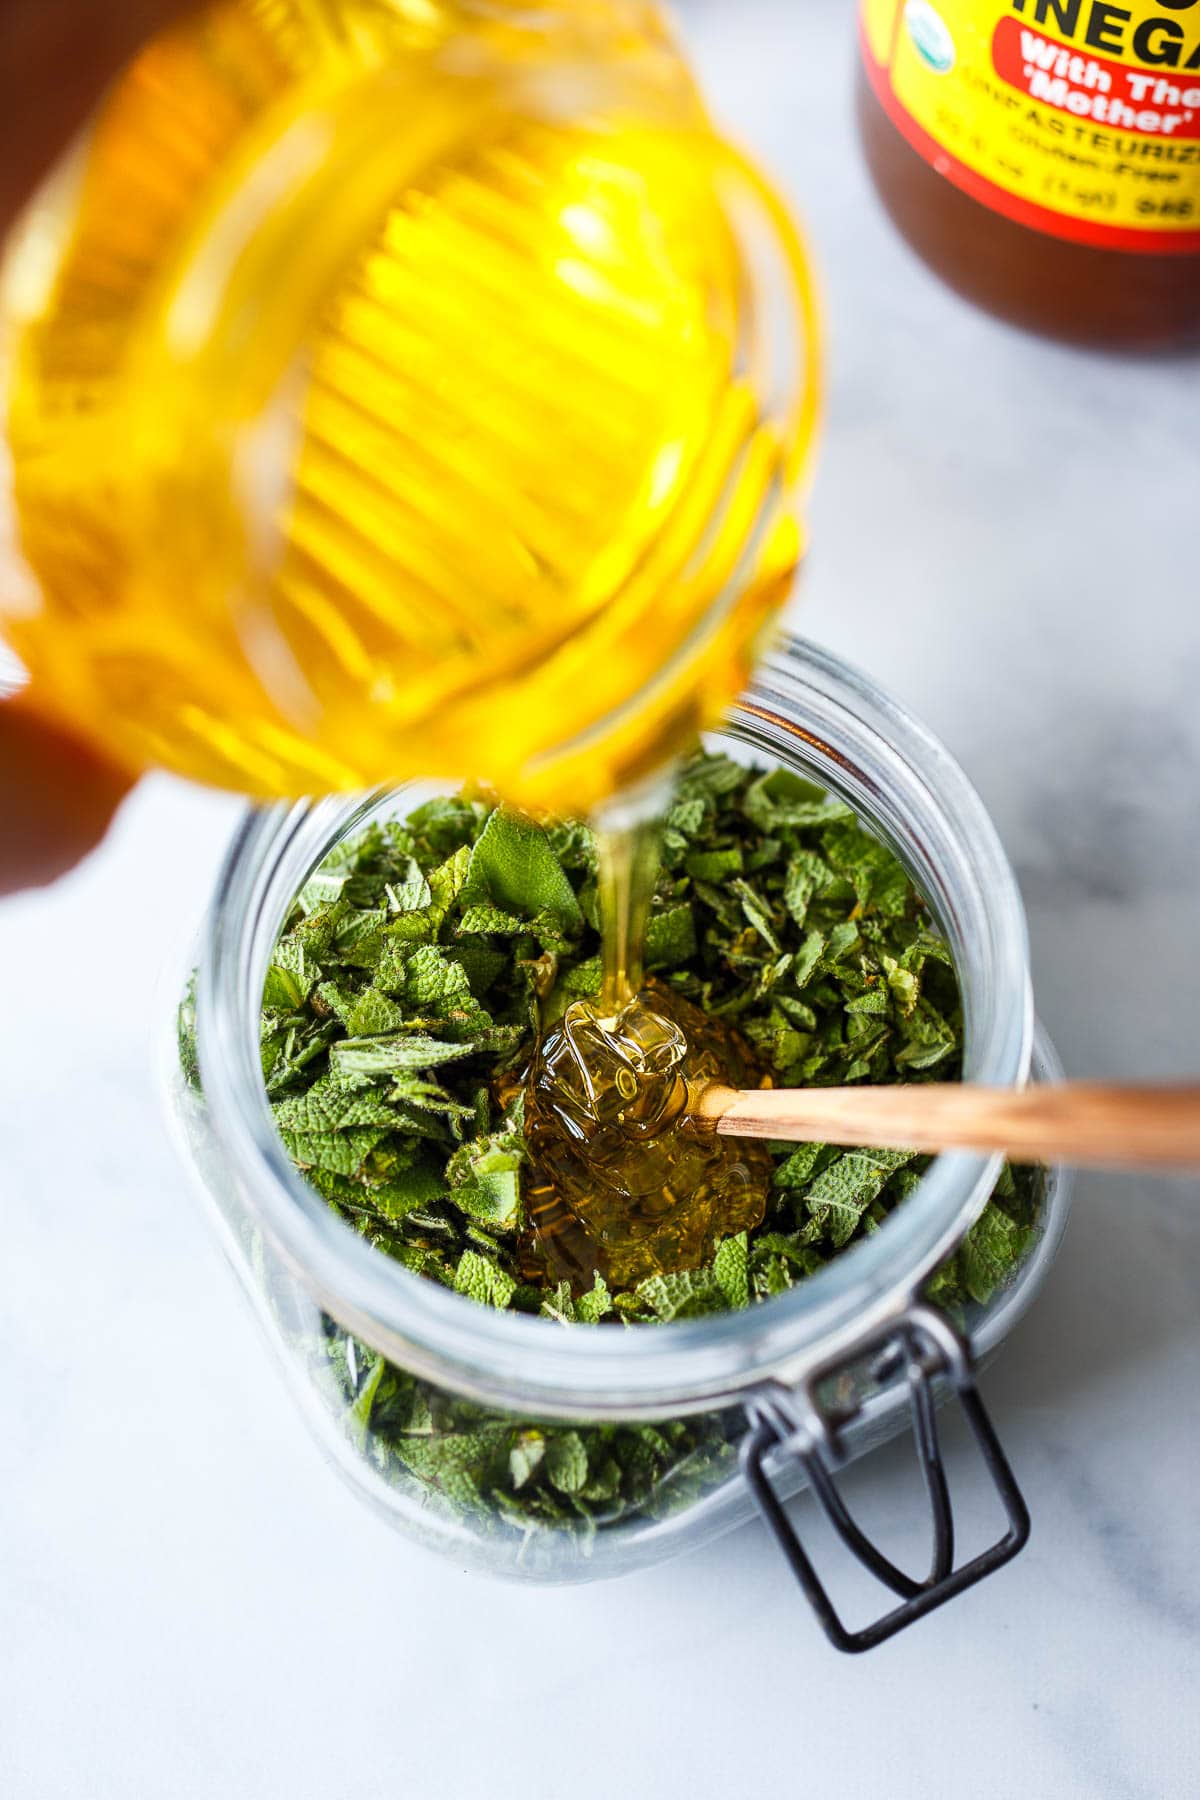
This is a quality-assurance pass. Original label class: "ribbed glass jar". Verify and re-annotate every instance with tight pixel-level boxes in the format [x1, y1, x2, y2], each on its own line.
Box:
[1, 0, 818, 814]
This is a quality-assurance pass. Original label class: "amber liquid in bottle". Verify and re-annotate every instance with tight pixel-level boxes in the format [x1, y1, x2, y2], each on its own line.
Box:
[856, 52, 1200, 351]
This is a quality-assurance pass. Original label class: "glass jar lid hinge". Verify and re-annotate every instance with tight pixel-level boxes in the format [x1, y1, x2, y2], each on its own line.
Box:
[740, 1304, 1030, 1654]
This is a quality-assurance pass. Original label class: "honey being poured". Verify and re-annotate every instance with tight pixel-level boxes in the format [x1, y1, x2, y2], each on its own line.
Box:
[518, 814, 773, 1290]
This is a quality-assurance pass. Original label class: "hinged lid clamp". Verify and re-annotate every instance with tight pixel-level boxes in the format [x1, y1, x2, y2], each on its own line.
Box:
[740, 1303, 1030, 1653]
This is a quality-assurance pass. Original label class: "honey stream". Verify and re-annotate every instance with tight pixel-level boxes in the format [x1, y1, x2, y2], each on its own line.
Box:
[520, 806, 772, 1292]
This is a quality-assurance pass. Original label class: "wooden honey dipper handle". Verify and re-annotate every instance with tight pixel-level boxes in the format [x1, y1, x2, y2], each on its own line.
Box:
[694, 1081, 1200, 1173]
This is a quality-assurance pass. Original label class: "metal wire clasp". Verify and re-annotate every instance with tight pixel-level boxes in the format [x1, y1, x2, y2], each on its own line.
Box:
[740, 1303, 1030, 1654]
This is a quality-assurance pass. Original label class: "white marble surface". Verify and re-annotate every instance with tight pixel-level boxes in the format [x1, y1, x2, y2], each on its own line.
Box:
[3, 2, 1200, 1795]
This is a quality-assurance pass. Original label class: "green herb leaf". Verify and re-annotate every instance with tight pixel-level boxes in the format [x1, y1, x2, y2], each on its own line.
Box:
[645, 903, 697, 969]
[804, 1148, 917, 1248]
[960, 1204, 1028, 1305]
[713, 1232, 750, 1310]
[574, 1272, 613, 1323]
[453, 1250, 518, 1311]
[446, 1134, 525, 1230]
[461, 809, 583, 936]
[273, 1079, 401, 1132]
[629, 1266, 726, 1322]
[685, 847, 743, 881]
[342, 987, 408, 1038]
[545, 1431, 589, 1495]
[280, 1126, 388, 1176]
[329, 1034, 481, 1079]
[509, 1431, 546, 1489]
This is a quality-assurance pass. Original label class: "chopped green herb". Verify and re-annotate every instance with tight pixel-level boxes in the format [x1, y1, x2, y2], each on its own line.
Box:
[240, 752, 1042, 1545]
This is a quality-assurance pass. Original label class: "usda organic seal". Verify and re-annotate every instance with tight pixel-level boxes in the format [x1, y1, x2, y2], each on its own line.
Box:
[904, 0, 955, 73]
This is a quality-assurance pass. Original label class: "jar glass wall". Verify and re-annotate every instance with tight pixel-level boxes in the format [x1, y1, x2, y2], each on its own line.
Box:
[165, 637, 1069, 1584]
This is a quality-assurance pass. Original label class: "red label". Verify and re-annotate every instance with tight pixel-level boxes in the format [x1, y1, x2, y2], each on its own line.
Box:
[859, 0, 1200, 253]
[993, 17, 1200, 138]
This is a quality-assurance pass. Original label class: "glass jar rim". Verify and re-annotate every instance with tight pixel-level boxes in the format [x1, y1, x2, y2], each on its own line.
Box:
[195, 635, 1032, 1418]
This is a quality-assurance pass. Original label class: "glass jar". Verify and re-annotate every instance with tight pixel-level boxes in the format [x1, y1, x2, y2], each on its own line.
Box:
[0, 0, 818, 816]
[166, 636, 1070, 1651]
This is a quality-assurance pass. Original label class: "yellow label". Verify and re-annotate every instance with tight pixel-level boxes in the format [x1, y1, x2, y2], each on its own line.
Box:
[860, 0, 1200, 249]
